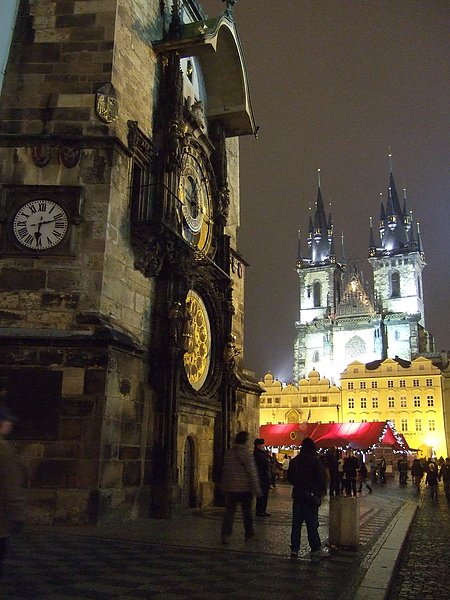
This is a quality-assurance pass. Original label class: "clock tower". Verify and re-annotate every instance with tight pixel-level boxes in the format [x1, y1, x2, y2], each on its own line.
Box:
[0, 0, 260, 523]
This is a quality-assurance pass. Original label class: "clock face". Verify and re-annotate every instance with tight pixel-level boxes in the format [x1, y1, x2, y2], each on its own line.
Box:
[12, 199, 69, 251]
[183, 290, 211, 391]
[178, 148, 213, 254]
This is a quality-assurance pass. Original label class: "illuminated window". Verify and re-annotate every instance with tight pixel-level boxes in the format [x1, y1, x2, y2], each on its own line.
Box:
[415, 419, 422, 432]
[348, 382, 354, 389]
[413, 396, 420, 407]
[313, 281, 321, 307]
[371, 381, 378, 388]
[372, 398, 379, 408]
[401, 418, 408, 432]
[390, 271, 400, 298]
[426, 378, 433, 387]
[388, 380, 394, 388]
[388, 397, 395, 408]
[428, 420, 435, 431]
[360, 381, 366, 389]
[400, 397, 407, 408]
[348, 399, 354, 409]
[360, 398, 367, 408]
[427, 396, 434, 407]
[413, 379, 420, 387]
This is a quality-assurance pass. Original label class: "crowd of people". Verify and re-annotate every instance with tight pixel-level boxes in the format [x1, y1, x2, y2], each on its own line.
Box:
[220, 431, 450, 558]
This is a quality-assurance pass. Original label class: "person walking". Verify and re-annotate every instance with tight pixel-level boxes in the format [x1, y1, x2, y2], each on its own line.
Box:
[379, 456, 387, 483]
[357, 462, 373, 494]
[326, 448, 340, 496]
[425, 462, 439, 501]
[0, 406, 25, 578]
[220, 431, 262, 544]
[287, 437, 329, 559]
[254, 438, 271, 517]
[337, 454, 345, 494]
[439, 457, 450, 503]
[343, 451, 359, 497]
[398, 456, 408, 484]
[269, 452, 280, 488]
[369, 457, 378, 484]
[411, 458, 424, 492]
[282, 454, 291, 480]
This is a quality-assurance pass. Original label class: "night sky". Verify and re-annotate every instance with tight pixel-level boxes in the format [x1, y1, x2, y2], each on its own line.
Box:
[201, 1, 449, 381]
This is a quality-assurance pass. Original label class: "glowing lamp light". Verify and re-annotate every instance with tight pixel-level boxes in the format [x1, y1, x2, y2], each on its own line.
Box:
[425, 434, 438, 448]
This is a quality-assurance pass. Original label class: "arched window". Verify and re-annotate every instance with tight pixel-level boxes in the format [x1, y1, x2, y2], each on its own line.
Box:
[390, 271, 400, 298]
[312, 351, 320, 363]
[313, 281, 321, 307]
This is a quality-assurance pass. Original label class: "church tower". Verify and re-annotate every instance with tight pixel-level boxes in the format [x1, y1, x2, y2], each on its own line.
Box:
[293, 162, 433, 385]
[294, 178, 344, 381]
[368, 167, 430, 357]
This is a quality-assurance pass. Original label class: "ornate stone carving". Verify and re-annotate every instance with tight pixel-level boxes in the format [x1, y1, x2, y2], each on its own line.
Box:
[217, 186, 230, 225]
[223, 334, 240, 374]
[31, 144, 51, 167]
[167, 120, 186, 172]
[131, 225, 165, 278]
[127, 120, 155, 162]
[59, 145, 81, 168]
[95, 83, 118, 124]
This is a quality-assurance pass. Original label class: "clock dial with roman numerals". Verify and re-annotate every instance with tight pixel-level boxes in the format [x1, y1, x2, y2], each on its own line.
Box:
[12, 199, 69, 251]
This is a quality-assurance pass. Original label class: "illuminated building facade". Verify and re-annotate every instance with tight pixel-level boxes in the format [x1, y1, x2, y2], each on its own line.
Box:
[259, 370, 342, 426]
[260, 356, 448, 458]
[0, 0, 260, 522]
[340, 356, 447, 458]
[293, 171, 433, 384]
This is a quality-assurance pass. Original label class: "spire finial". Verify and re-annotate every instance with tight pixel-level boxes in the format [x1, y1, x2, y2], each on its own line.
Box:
[370, 216, 373, 227]
[317, 168, 321, 188]
[388, 147, 393, 172]
[403, 187, 407, 199]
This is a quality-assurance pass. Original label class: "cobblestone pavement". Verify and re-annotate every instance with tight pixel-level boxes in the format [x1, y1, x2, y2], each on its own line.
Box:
[387, 484, 450, 600]
[1, 480, 419, 600]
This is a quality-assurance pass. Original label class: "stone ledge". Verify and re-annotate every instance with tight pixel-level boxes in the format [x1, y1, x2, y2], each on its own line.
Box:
[354, 500, 417, 600]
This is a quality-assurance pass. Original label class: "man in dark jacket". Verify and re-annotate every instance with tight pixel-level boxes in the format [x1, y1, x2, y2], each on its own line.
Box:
[287, 437, 329, 559]
[253, 438, 271, 517]
[0, 406, 25, 578]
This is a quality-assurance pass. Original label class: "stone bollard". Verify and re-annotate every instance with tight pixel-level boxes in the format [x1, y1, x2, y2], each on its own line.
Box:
[328, 495, 360, 548]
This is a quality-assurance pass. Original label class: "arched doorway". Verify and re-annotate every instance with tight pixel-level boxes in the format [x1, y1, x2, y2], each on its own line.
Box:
[182, 436, 196, 508]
